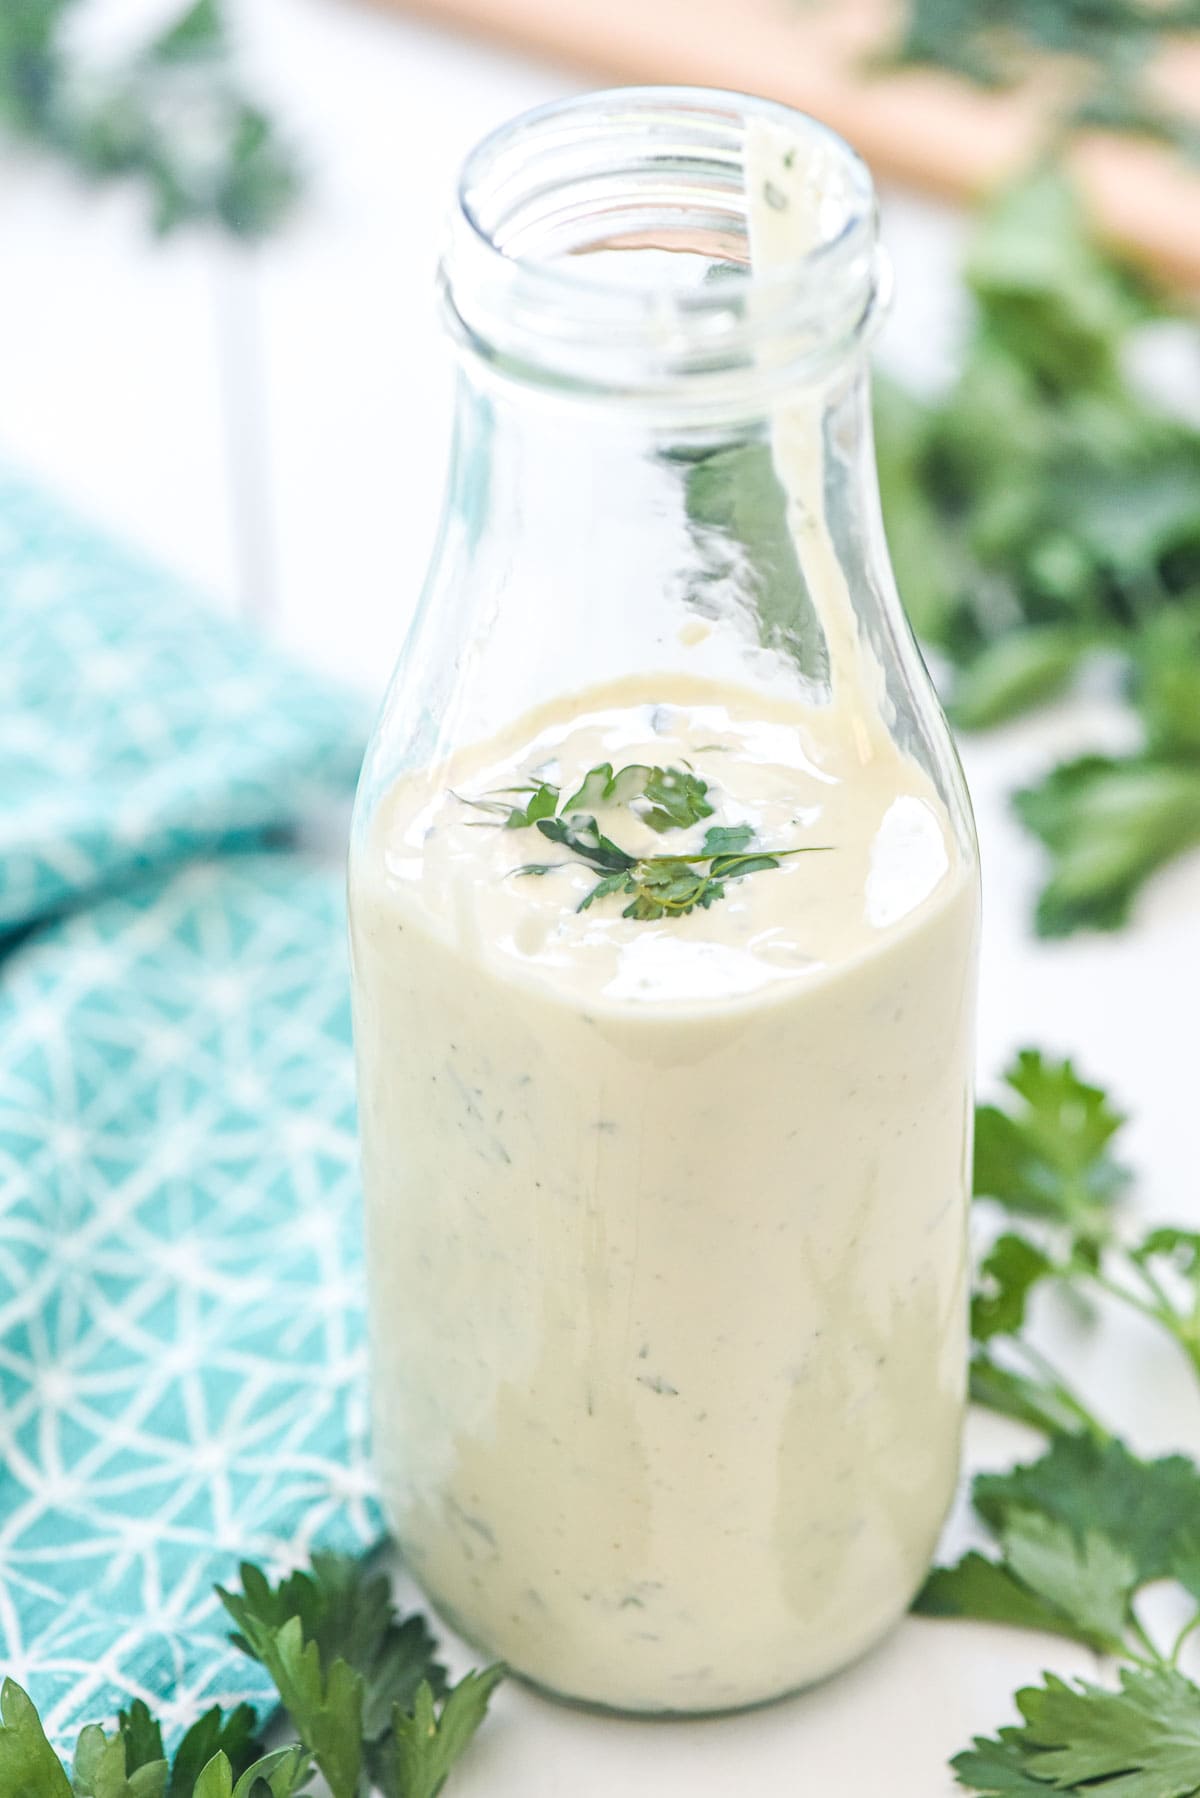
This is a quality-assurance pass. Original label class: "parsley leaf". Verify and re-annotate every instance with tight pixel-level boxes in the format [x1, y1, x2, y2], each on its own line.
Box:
[72, 1725, 167, 1798]
[973, 1435, 1200, 1588]
[118, 1704, 166, 1779]
[0, 1552, 499, 1798]
[0, 1680, 74, 1798]
[1014, 753, 1200, 938]
[953, 1666, 1200, 1796]
[221, 1554, 452, 1798]
[502, 783, 559, 829]
[560, 763, 649, 816]
[156, 1704, 263, 1798]
[383, 1670, 505, 1798]
[535, 815, 636, 876]
[974, 1049, 1128, 1242]
[971, 1234, 1056, 1342]
[220, 1609, 362, 1798]
[917, 1511, 1135, 1656]
[916, 1544, 1123, 1649]
[641, 767, 715, 832]
[222, 1552, 446, 1743]
[191, 1746, 312, 1798]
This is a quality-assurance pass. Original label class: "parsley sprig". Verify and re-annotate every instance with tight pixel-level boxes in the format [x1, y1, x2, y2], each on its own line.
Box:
[927, 1050, 1200, 1793]
[467, 760, 828, 920]
[0, 1552, 501, 1798]
[966, 1049, 1200, 1434]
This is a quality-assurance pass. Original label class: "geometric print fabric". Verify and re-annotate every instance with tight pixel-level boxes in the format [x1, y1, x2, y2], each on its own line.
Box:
[0, 471, 382, 1746]
[0, 855, 381, 1746]
[0, 465, 366, 937]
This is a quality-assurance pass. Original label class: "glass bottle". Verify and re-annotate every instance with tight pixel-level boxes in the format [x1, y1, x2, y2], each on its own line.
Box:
[349, 87, 980, 1718]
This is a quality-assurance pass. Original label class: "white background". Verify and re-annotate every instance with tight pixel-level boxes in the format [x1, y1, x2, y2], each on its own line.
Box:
[3, 1, 1199, 1790]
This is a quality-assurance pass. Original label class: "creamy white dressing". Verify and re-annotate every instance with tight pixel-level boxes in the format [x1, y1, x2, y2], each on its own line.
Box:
[350, 680, 977, 1712]
[349, 121, 979, 1713]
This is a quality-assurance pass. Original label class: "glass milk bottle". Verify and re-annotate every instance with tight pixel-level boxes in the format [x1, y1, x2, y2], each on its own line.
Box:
[349, 88, 980, 1716]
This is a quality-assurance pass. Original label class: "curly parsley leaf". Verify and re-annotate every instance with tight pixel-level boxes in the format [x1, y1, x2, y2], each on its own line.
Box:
[974, 1049, 1128, 1242]
[383, 1669, 505, 1798]
[953, 1666, 1200, 1796]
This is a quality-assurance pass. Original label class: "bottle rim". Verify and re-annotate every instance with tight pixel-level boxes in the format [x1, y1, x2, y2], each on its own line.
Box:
[439, 86, 889, 409]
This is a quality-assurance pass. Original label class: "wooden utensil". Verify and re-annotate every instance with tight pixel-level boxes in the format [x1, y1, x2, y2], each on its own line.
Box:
[370, 0, 1200, 289]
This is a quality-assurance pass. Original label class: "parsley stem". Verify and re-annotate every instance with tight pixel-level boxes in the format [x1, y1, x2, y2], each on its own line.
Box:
[1017, 1340, 1110, 1443]
[1168, 1607, 1200, 1669]
[1125, 1610, 1170, 1672]
[1080, 1264, 1198, 1374]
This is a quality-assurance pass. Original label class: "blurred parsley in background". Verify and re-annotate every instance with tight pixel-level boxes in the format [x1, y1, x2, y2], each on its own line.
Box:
[875, 165, 1200, 935]
[0, 0, 299, 235]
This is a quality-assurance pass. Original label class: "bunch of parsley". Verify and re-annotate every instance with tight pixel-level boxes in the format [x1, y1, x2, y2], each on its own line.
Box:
[924, 1049, 1200, 1792]
[0, 1553, 502, 1798]
[0, 0, 298, 236]
[875, 165, 1200, 935]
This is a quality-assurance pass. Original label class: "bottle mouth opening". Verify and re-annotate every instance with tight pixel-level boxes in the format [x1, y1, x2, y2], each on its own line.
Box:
[440, 87, 886, 407]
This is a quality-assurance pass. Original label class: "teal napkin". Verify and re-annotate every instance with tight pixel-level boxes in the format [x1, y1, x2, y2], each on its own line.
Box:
[0, 468, 365, 936]
[0, 473, 382, 1746]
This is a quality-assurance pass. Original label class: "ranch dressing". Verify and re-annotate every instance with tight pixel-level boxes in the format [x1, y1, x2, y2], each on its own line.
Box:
[349, 107, 979, 1713]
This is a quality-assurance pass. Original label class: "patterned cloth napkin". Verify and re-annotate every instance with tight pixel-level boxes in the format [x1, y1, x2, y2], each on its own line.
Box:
[0, 469, 365, 937]
[0, 471, 383, 1746]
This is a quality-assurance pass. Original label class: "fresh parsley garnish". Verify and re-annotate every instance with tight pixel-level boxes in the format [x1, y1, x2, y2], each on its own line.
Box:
[471, 761, 827, 919]
[379, 1669, 506, 1798]
[929, 1049, 1200, 1793]
[0, 1551, 501, 1798]
[477, 761, 717, 834]
[918, 1434, 1200, 1659]
[954, 1665, 1200, 1796]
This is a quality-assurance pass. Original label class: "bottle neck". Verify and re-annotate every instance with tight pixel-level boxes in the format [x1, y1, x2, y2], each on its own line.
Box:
[426, 342, 909, 760]
[442, 89, 885, 412]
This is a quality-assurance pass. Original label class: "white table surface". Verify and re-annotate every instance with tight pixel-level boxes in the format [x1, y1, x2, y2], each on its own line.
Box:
[4, 2, 1200, 1791]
